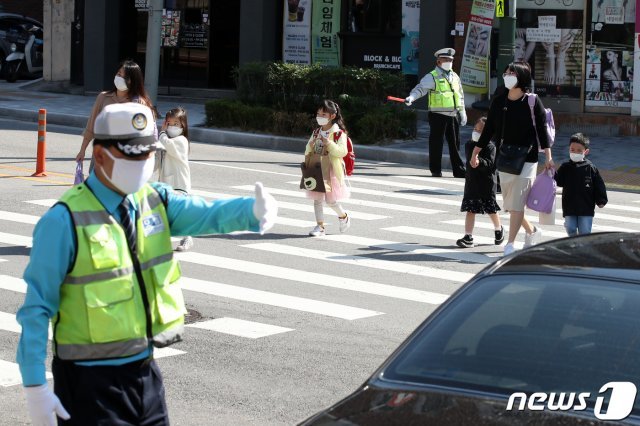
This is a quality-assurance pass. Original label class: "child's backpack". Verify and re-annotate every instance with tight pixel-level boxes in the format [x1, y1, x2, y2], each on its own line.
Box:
[333, 131, 355, 176]
[527, 93, 555, 152]
[526, 168, 557, 214]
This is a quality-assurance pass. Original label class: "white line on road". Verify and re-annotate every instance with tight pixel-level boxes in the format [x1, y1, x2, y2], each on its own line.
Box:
[186, 317, 293, 339]
[347, 175, 462, 195]
[0, 360, 53, 387]
[241, 243, 474, 283]
[25, 199, 57, 207]
[384, 225, 524, 248]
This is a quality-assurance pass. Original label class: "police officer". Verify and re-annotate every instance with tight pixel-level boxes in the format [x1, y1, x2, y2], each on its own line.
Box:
[405, 48, 467, 178]
[17, 103, 277, 425]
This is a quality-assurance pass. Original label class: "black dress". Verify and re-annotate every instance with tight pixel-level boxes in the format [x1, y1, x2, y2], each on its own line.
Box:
[461, 139, 501, 214]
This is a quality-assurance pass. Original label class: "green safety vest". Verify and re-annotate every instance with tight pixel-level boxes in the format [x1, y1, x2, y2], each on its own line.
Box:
[53, 183, 186, 361]
[428, 69, 463, 112]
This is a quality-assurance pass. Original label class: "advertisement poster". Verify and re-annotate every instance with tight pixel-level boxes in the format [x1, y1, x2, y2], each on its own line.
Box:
[632, 7, 640, 115]
[516, 3, 584, 99]
[461, 0, 496, 94]
[283, 0, 311, 64]
[161, 10, 180, 47]
[586, 46, 634, 107]
[401, 0, 420, 75]
[311, 0, 341, 67]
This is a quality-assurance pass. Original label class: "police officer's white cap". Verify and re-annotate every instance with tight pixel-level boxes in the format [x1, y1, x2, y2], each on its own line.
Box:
[434, 48, 455, 59]
[94, 103, 163, 157]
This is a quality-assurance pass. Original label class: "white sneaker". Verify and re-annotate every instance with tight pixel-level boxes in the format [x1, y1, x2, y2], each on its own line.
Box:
[503, 242, 515, 256]
[339, 214, 351, 233]
[176, 236, 193, 251]
[309, 225, 325, 237]
[524, 226, 542, 248]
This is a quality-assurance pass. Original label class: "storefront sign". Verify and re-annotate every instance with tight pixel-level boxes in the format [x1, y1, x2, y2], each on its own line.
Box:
[605, 6, 625, 24]
[311, 0, 341, 67]
[526, 28, 562, 42]
[519, 0, 585, 10]
[135, 0, 148, 11]
[461, 0, 496, 94]
[283, 0, 311, 64]
[181, 24, 207, 49]
[401, 0, 421, 75]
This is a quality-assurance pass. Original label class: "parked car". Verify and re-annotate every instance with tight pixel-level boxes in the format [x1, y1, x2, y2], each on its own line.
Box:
[0, 13, 43, 82]
[300, 232, 640, 425]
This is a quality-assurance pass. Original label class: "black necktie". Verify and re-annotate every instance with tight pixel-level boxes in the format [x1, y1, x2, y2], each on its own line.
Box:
[118, 198, 137, 254]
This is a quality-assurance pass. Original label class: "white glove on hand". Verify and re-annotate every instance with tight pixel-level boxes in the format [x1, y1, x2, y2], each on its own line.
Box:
[252, 182, 278, 235]
[405, 96, 414, 106]
[459, 110, 468, 127]
[25, 384, 70, 426]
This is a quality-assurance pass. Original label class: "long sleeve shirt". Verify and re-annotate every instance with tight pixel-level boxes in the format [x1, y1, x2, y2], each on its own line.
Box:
[16, 173, 259, 386]
[476, 93, 550, 163]
[157, 131, 191, 193]
[554, 159, 608, 217]
[409, 66, 465, 117]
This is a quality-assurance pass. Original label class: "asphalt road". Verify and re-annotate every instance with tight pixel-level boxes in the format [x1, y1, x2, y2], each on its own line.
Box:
[1, 118, 640, 425]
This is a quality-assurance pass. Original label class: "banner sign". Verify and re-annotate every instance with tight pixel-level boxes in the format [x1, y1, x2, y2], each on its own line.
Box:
[283, 0, 311, 64]
[461, 0, 496, 94]
[311, 0, 341, 66]
[633, 33, 640, 115]
[401, 0, 421, 75]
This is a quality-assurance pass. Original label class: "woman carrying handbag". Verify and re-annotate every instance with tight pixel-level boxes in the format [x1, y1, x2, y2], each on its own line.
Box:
[469, 61, 554, 256]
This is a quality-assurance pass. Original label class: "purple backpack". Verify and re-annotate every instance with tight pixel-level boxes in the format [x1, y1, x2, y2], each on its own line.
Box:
[527, 93, 555, 153]
[527, 169, 557, 214]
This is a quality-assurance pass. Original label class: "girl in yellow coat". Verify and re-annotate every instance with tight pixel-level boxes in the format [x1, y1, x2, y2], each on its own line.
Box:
[303, 100, 351, 237]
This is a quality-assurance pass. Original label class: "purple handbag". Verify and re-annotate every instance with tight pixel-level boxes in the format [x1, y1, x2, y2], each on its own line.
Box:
[73, 160, 84, 185]
[527, 168, 556, 213]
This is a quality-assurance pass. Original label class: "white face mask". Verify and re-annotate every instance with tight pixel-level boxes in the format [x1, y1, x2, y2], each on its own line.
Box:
[472, 131, 481, 142]
[569, 152, 585, 162]
[101, 148, 155, 194]
[114, 76, 128, 92]
[504, 75, 518, 89]
[166, 126, 183, 138]
[316, 116, 330, 126]
[440, 62, 453, 72]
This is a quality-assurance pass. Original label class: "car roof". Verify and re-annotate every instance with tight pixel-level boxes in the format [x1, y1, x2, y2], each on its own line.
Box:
[0, 13, 42, 27]
[482, 232, 640, 280]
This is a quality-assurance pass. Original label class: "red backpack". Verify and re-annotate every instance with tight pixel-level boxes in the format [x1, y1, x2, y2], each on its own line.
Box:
[333, 131, 355, 176]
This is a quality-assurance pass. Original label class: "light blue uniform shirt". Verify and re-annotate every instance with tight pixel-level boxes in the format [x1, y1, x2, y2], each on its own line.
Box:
[16, 173, 259, 386]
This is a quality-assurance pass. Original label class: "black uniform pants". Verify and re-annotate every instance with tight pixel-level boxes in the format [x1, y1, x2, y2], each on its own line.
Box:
[53, 357, 169, 426]
[427, 112, 466, 177]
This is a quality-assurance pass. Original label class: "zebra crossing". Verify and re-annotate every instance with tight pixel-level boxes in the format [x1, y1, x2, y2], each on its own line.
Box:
[0, 169, 639, 392]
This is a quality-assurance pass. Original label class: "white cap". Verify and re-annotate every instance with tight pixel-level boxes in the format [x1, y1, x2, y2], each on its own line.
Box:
[94, 103, 161, 157]
[434, 48, 455, 59]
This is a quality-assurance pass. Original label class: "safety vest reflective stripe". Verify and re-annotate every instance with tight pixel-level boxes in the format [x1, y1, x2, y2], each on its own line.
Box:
[63, 266, 134, 285]
[140, 252, 174, 271]
[69, 210, 112, 226]
[56, 338, 148, 360]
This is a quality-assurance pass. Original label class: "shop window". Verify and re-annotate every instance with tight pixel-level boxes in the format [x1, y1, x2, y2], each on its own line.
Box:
[585, 0, 635, 112]
[347, 0, 401, 34]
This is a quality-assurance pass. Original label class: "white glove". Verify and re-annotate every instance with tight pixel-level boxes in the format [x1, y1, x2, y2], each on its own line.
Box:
[252, 182, 278, 235]
[405, 96, 414, 106]
[25, 384, 70, 426]
[459, 109, 468, 127]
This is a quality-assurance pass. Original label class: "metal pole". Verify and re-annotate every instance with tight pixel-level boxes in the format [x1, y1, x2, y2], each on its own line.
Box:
[496, 0, 516, 87]
[145, 0, 163, 108]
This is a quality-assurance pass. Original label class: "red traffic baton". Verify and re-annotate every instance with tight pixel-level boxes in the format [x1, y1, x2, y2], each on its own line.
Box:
[387, 96, 406, 103]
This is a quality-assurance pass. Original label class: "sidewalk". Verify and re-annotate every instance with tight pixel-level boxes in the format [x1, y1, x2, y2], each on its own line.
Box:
[1, 79, 639, 192]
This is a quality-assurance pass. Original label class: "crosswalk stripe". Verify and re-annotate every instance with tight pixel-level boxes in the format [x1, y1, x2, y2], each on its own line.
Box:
[348, 176, 462, 195]
[25, 199, 57, 207]
[322, 234, 492, 264]
[0, 360, 53, 387]
[191, 189, 387, 220]
[232, 185, 444, 215]
[394, 175, 466, 187]
[442, 220, 569, 239]
[242, 243, 474, 283]
[175, 251, 447, 304]
[186, 318, 293, 338]
[384, 225, 524, 248]
[0, 211, 39, 224]
[180, 277, 383, 320]
[0, 232, 32, 247]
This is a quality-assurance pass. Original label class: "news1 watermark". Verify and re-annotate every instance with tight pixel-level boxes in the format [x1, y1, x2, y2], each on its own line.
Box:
[507, 382, 638, 420]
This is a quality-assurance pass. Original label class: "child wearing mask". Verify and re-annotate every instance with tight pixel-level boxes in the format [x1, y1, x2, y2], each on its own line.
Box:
[457, 117, 504, 248]
[157, 107, 193, 251]
[554, 133, 608, 236]
[303, 100, 351, 237]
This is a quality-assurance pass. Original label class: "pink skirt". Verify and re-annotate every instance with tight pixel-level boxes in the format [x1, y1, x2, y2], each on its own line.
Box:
[305, 170, 351, 203]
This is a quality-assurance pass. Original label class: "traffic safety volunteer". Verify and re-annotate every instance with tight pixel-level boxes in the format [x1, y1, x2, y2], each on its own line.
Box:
[405, 48, 467, 178]
[16, 102, 278, 425]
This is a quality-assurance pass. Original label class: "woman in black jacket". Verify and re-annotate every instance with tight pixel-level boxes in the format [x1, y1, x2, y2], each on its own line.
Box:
[470, 61, 554, 255]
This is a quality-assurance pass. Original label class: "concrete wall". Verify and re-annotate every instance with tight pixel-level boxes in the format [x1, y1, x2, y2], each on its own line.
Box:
[239, 0, 281, 65]
[43, 0, 73, 81]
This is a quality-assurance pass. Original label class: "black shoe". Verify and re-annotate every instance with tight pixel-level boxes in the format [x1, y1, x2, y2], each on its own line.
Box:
[494, 226, 505, 245]
[431, 172, 443, 177]
[456, 234, 474, 248]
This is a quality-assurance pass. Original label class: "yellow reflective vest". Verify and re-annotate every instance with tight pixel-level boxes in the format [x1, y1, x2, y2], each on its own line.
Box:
[428, 69, 463, 113]
[53, 183, 186, 361]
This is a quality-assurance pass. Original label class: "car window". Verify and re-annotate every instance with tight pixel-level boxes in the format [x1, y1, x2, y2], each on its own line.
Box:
[383, 275, 640, 409]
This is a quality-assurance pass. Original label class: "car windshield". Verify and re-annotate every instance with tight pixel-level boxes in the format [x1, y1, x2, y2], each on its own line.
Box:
[383, 275, 640, 409]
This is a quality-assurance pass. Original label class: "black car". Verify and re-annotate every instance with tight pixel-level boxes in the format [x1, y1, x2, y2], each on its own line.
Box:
[301, 233, 640, 425]
[0, 13, 43, 81]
